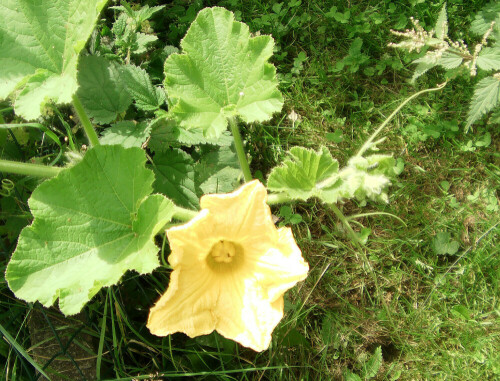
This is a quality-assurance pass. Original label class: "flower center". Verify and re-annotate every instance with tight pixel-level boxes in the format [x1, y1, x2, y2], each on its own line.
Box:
[207, 240, 244, 272]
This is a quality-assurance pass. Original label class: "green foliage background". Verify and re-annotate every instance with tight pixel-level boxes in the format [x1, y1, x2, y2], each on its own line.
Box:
[0, 0, 498, 380]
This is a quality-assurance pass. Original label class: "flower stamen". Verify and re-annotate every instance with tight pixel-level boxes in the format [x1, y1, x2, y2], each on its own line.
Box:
[207, 240, 244, 271]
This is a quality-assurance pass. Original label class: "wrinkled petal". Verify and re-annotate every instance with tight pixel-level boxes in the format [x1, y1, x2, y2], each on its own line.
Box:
[147, 266, 217, 337]
[148, 180, 309, 351]
[215, 275, 284, 351]
[167, 209, 214, 267]
[200, 180, 277, 242]
[248, 227, 309, 302]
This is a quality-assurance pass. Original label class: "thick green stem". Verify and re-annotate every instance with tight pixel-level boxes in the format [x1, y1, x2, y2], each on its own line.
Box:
[267, 192, 291, 205]
[0, 158, 62, 178]
[229, 117, 252, 182]
[329, 204, 364, 248]
[72, 94, 100, 147]
[356, 83, 447, 158]
[173, 206, 198, 222]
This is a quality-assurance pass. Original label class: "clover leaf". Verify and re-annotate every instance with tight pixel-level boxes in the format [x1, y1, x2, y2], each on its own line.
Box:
[164, 7, 283, 138]
[0, 0, 108, 120]
[6, 145, 175, 315]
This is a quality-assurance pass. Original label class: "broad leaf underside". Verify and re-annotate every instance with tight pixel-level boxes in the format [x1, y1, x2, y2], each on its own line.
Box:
[267, 147, 396, 204]
[6, 145, 174, 315]
[0, 0, 108, 120]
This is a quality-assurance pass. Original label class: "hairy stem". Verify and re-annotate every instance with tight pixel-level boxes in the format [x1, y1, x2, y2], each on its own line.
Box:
[329, 204, 363, 247]
[267, 192, 291, 205]
[72, 94, 100, 147]
[229, 117, 252, 182]
[356, 83, 447, 157]
[0, 158, 62, 178]
[329, 203, 395, 326]
[173, 206, 198, 222]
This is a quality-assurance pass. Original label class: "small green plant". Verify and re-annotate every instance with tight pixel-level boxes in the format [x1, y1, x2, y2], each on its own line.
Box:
[343, 346, 383, 381]
[389, 2, 500, 130]
[106, 1, 164, 62]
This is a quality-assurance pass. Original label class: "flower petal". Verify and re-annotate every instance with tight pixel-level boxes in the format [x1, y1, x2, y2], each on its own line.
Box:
[148, 180, 309, 352]
[214, 274, 284, 351]
[147, 266, 218, 337]
[200, 180, 277, 242]
[167, 209, 214, 267]
[247, 227, 309, 301]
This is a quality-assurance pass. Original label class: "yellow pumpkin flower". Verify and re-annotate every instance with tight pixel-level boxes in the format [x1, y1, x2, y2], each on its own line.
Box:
[147, 180, 309, 351]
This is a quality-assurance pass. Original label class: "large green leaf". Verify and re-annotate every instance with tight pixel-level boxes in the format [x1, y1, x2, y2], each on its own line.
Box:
[470, 2, 500, 37]
[164, 7, 283, 138]
[466, 76, 500, 130]
[152, 149, 199, 209]
[0, 0, 108, 120]
[100, 121, 151, 148]
[195, 145, 242, 195]
[77, 56, 132, 124]
[267, 147, 340, 202]
[6, 145, 175, 315]
[148, 117, 233, 151]
[476, 47, 500, 71]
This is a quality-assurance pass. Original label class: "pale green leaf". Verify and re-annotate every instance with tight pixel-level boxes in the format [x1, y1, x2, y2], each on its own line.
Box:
[337, 156, 393, 203]
[120, 64, 166, 111]
[470, 2, 500, 37]
[164, 7, 283, 138]
[148, 118, 233, 151]
[435, 4, 448, 40]
[6, 145, 175, 315]
[343, 370, 362, 381]
[152, 149, 199, 209]
[267, 147, 340, 203]
[77, 56, 132, 123]
[433, 232, 460, 255]
[411, 59, 437, 83]
[476, 47, 500, 71]
[111, 4, 165, 24]
[466, 76, 500, 130]
[364, 346, 383, 379]
[135, 33, 158, 54]
[135, 5, 165, 23]
[112, 13, 128, 37]
[437, 51, 463, 69]
[0, 0, 108, 120]
[100, 121, 151, 148]
[195, 145, 242, 194]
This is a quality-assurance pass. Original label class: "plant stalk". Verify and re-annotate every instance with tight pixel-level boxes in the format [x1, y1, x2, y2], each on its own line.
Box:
[72, 94, 100, 147]
[356, 82, 447, 158]
[267, 192, 291, 205]
[329, 204, 363, 247]
[229, 117, 252, 182]
[173, 206, 198, 222]
[329, 203, 396, 326]
[0, 158, 62, 178]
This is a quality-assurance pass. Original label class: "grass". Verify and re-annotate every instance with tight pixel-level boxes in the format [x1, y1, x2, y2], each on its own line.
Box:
[1, 0, 499, 380]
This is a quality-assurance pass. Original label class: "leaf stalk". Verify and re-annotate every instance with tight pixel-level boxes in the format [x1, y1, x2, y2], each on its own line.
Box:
[173, 206, 198, 222]
[356, 83, 447, 158]
[229, 117, 252, 182]
[72, 94, 100, 147]
[267, 192, 290, 205]
[0, 158, 62, 178]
